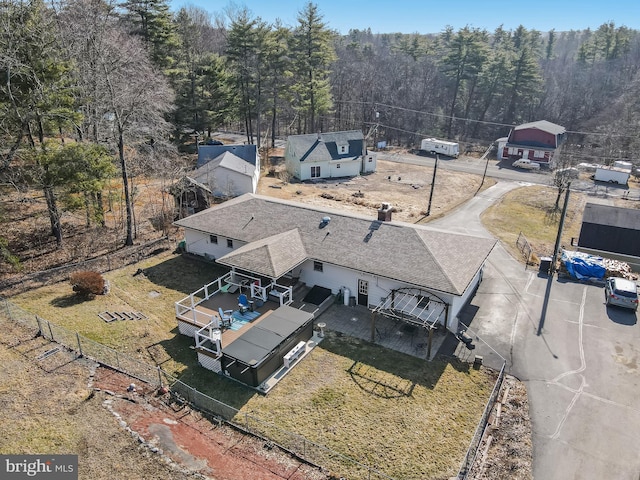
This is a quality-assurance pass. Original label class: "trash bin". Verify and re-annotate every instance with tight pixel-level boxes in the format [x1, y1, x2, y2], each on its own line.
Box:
[539, 256, 552, 274]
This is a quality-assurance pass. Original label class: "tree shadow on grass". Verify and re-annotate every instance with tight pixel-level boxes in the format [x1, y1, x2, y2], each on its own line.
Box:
[320, 333, 450, 391]
[50, 293, 91, 308]
[142, 255, 228, 296]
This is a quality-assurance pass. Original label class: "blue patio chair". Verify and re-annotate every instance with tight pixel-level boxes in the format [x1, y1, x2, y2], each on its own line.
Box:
[218, 307, 233, 327]
[238, 294, 252, 313]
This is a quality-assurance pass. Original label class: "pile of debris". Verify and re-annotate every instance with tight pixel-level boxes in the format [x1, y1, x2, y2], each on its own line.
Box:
[603, 258, 639, 280]
[560, 250, 638, 282]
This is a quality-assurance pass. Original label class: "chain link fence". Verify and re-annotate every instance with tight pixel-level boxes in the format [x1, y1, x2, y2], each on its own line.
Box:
[1, 296, 503, 480]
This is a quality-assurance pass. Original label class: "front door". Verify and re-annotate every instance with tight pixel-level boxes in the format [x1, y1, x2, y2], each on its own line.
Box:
[357, 279, 368, 306]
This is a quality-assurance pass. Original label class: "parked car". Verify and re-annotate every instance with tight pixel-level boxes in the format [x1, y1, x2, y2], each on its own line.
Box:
[605, 277, 639, 311]
[512, 159, 541, 170]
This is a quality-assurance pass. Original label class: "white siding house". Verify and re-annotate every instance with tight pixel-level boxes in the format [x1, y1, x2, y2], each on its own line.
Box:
[174, 194, 495, 334]
[285, 130, 376, 181]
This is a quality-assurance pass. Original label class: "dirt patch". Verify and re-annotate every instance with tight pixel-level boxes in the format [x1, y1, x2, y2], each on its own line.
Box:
[258, 157, 493, 223]
[93, 367, 328, 480]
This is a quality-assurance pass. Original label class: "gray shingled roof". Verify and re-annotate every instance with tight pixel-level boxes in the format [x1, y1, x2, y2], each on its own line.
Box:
[175, 194, 496, 296]
[514, 120, 565, 135]
[217, 229, 307, 278]
[286, 130, 364, 163]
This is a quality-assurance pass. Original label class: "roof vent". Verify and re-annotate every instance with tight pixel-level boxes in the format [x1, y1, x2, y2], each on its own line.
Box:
[319, 216, 331, 229]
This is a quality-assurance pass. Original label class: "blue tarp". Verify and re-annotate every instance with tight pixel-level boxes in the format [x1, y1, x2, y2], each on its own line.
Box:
[561, 250, 606, 280]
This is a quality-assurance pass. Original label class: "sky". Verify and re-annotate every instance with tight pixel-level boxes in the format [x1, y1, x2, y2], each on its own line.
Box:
[169, 0, 640, 34]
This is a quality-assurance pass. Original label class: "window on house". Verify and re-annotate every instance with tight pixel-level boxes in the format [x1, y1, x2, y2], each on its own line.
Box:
[313, 261, 323, 272]
[227, 239, 233, 248]
[368, 157, 373, 162]
[339, 145, 348, 154]
[209, 235, 218, 244]
[336, 164, 341, 168]
[311, 166, 321, 178]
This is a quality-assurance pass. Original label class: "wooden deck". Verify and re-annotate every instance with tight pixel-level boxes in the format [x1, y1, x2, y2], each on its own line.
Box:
[196, 293, 282, 347]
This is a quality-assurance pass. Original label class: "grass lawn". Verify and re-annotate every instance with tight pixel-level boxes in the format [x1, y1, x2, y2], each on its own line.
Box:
[238, 333, 496, 479]
[9, 253, 497, 479]
[481, 184, 585, 263]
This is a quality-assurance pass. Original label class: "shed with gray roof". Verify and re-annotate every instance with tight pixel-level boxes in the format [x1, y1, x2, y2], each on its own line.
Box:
[186, 145, 261, 198]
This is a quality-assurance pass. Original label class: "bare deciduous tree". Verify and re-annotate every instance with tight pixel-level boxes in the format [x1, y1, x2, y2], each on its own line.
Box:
[97, 28, 174, 245]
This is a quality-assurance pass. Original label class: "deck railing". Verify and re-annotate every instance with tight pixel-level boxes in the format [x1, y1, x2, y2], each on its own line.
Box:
[175, 271, 294, 327]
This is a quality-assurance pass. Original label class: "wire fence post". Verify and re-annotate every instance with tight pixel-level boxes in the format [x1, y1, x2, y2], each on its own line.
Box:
[36, 316, 43, 336]
[47, 319, 54, 341]
[157, 366, 163, 386]
[76, 333, 83, 357]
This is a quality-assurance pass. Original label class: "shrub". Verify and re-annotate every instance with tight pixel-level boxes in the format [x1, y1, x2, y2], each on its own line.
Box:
[69, 271, 105, 297]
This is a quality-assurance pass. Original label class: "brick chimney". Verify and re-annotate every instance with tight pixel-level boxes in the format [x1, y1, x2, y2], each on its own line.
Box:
[378, 202, 393, 221]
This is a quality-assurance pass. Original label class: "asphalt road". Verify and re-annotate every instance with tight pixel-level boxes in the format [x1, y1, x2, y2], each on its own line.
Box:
[430, 181, 640, 480]
[377, 150, 639, 200]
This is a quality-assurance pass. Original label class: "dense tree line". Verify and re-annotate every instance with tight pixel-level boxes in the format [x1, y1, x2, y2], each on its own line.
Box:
[1, 0, 640, 258]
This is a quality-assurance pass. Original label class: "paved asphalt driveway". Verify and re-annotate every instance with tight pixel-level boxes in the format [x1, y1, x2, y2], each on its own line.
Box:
[431, 181, 640, 480]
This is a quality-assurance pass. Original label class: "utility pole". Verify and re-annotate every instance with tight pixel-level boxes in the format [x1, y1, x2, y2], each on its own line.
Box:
[426, 154, 439, 216]
[538, 183, 571, 335]
[477, 142, 495, 193]
[550, 182, 571, 276]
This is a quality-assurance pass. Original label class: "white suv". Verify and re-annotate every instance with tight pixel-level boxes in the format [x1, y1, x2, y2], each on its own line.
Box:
[605, 277, 639, 312]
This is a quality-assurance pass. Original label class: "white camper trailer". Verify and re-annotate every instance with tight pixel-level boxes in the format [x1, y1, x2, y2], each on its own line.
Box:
[420, 138, 459, 158]
[594, 167, 630, 185]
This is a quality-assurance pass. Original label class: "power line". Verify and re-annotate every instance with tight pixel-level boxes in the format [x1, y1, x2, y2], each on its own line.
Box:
[333, 100, 638, 138]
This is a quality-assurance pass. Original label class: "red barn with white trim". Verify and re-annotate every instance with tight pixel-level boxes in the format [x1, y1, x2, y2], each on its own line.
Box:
[497, 120, 566, 167]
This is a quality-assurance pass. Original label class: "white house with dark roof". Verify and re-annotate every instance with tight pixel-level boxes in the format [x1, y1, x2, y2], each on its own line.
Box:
[285, 130, 376, 180]
[174, 193, 496, 334]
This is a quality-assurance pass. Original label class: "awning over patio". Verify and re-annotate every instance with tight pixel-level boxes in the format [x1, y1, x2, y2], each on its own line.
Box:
[373, 287, 446, 329]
